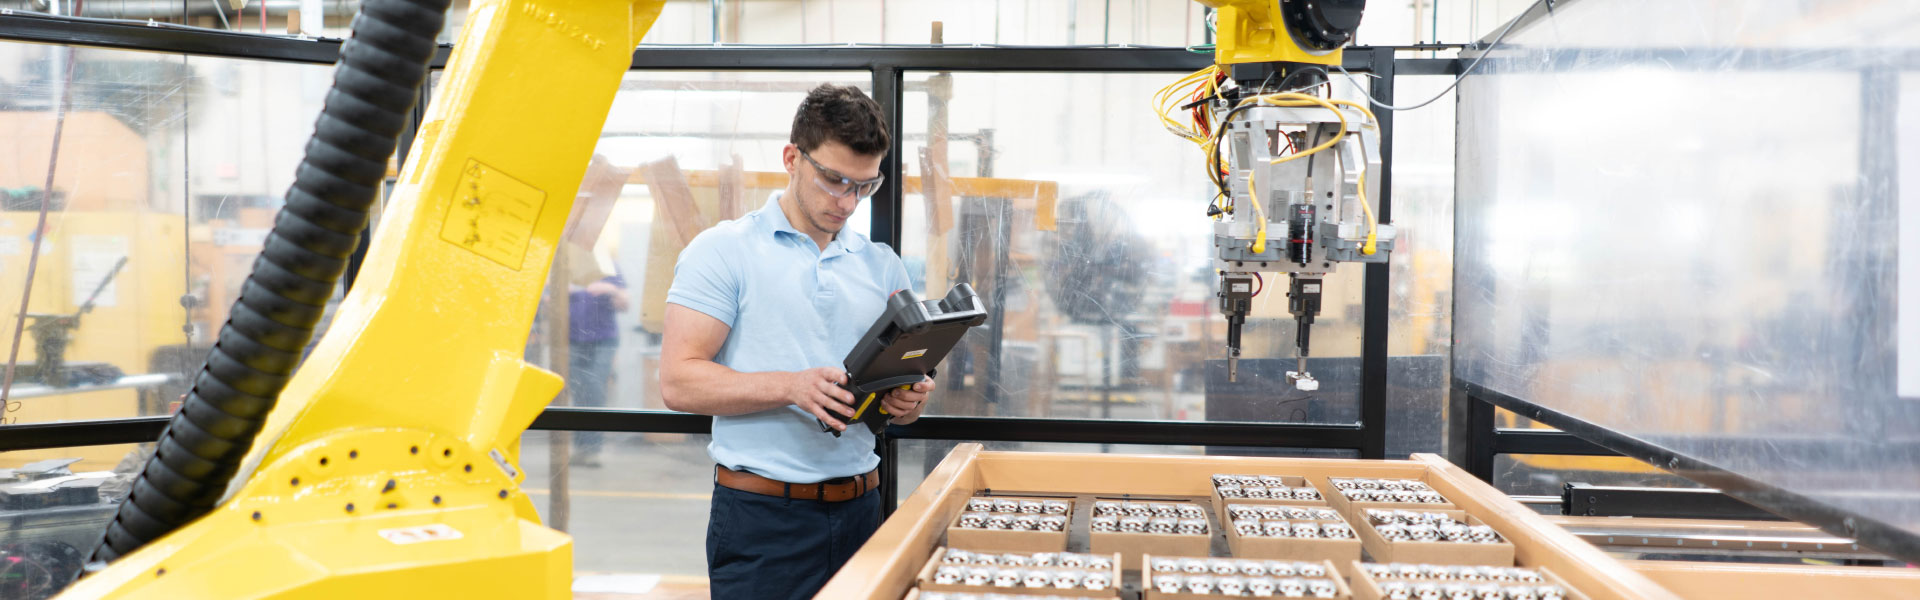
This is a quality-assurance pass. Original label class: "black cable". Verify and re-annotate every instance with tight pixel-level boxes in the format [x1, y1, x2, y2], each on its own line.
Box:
[1206, 66, 1331, 206]
[1332, 0, 1551, 111]
[89, 0, 450, 563]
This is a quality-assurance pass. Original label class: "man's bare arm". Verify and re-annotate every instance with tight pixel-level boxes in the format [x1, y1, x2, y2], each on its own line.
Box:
[659, 303, 857, 431]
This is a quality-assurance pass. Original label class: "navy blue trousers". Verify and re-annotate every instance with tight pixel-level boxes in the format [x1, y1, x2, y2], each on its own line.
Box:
[706, 483, 882, 600]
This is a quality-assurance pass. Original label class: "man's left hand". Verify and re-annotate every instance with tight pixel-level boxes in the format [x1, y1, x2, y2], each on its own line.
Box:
[882, 377, 936, 425]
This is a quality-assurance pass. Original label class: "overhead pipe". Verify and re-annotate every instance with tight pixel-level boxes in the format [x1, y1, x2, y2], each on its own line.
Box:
[0, 0, 358, 20]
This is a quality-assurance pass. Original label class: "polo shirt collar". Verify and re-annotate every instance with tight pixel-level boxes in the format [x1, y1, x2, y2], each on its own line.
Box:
[756, 191, 869, 254]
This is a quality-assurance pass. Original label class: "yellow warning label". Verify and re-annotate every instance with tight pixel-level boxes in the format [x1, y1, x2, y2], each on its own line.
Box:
[441, 158, 545, 268]
[902, 349, 927, 360]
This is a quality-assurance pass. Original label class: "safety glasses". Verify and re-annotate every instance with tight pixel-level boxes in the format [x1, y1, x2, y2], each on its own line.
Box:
[799, 150, 885, 199]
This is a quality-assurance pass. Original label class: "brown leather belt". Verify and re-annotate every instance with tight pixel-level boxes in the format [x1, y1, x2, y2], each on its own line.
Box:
[715, 465, 879, 503]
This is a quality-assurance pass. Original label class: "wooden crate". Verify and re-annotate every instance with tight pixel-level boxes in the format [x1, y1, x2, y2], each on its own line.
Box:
[813, 447, 1684, 600]
[913, 547, 1119, 598]
[1353, 510, 1516, 566]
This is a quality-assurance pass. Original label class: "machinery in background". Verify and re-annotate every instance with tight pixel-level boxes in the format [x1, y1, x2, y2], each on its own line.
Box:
[1175, 0, 1391, 387]
[18, 257, 129, 388]
[1, 459, 114, 600]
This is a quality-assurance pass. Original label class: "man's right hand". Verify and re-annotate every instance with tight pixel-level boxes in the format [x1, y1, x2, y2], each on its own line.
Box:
[788, 367, 857, 432]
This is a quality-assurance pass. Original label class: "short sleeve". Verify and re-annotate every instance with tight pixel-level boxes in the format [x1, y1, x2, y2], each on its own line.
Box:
[875, 242, 913, 296]
[666, 229, 739, 326]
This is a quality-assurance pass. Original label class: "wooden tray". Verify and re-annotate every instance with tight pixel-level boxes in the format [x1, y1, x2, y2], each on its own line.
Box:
[1349, 560, 1590, 600]
[1142, 556, 1351, 599]
[913, 547, 1119, 598]
[1086, 497, 1211, 569]
[1221, 514, 1363, 563]
[944, 495, 1071, 553]
[1353, 509, 1515, 566]
[1321, 474, 1460, 517]
[1208, 473, 1332, 507]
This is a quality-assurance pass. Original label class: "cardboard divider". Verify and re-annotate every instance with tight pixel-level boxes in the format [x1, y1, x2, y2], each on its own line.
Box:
[1142, 555, 1353, 600]
[913, 547, 1121, 598]
[1352, 510, 1515, 566]
[1348, 561, 1591, 600]
[945, 495, 1073, 554]
[1319, 475, 1459, 518]
[1209, 473, 1332, 507]
[1220, 513, 1363, 563]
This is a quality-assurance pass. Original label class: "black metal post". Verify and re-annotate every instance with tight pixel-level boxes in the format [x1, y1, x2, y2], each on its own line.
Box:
[880, 435, 899, 516]
[1357, 47, 1394, 459]
[1465, 385, 1497, 480]
[871, 62, 904, 510]
[872, 64, 904, 248]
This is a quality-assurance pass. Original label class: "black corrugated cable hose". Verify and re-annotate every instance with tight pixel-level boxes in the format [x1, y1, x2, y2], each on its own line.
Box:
[88, 0, 450, 563]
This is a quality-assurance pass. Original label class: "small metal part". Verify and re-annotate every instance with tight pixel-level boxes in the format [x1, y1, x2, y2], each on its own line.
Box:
[933, 565, 962, 584]
[1082, 571, 1111, 590]
[1090, 515, 1118, 532]
[1264, 521, 1293, 537]
[1240, 560, 1269, 577]
[1156, 573, 1186, 593]
[1239, 519, 1268, 537]
[993, 568, 1021, 587]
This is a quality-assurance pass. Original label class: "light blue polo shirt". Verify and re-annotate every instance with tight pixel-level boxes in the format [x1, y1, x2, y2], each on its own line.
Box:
[667, 191, 911, 484]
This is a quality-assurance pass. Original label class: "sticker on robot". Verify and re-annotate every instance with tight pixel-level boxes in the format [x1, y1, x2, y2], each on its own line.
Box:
[901, 349, 927, 359]
[379, 523, 464, 544]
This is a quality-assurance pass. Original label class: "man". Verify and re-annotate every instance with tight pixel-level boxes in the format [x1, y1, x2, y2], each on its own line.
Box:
[660, 84, 934, 600]
[567, 271, 627, 467]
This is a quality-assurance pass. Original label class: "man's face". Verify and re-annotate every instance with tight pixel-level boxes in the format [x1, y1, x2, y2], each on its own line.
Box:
[784, 140, 883, 235]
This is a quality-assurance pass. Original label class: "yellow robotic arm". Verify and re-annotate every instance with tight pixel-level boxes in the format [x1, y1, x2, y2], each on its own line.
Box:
[1195, 0, 1364, 66]
[1179, 0, 1383, 385]
[62, 0, 662, 597]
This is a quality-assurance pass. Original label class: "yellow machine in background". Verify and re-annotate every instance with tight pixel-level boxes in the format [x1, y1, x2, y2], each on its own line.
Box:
[0, 111, 281, 470]
[61, 0, 666, 597]
[0, 111, 190, 468]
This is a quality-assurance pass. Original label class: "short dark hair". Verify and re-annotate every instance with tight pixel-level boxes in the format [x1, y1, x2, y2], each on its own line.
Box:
[790, 83, 890, 156]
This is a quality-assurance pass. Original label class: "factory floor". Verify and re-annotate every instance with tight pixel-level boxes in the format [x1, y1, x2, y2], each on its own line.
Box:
[517, 430, 715, 598]
[573, 577, 711, 599]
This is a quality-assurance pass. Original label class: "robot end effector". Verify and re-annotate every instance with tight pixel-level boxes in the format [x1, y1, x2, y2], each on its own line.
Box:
[1216, 271, 1326, 390]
